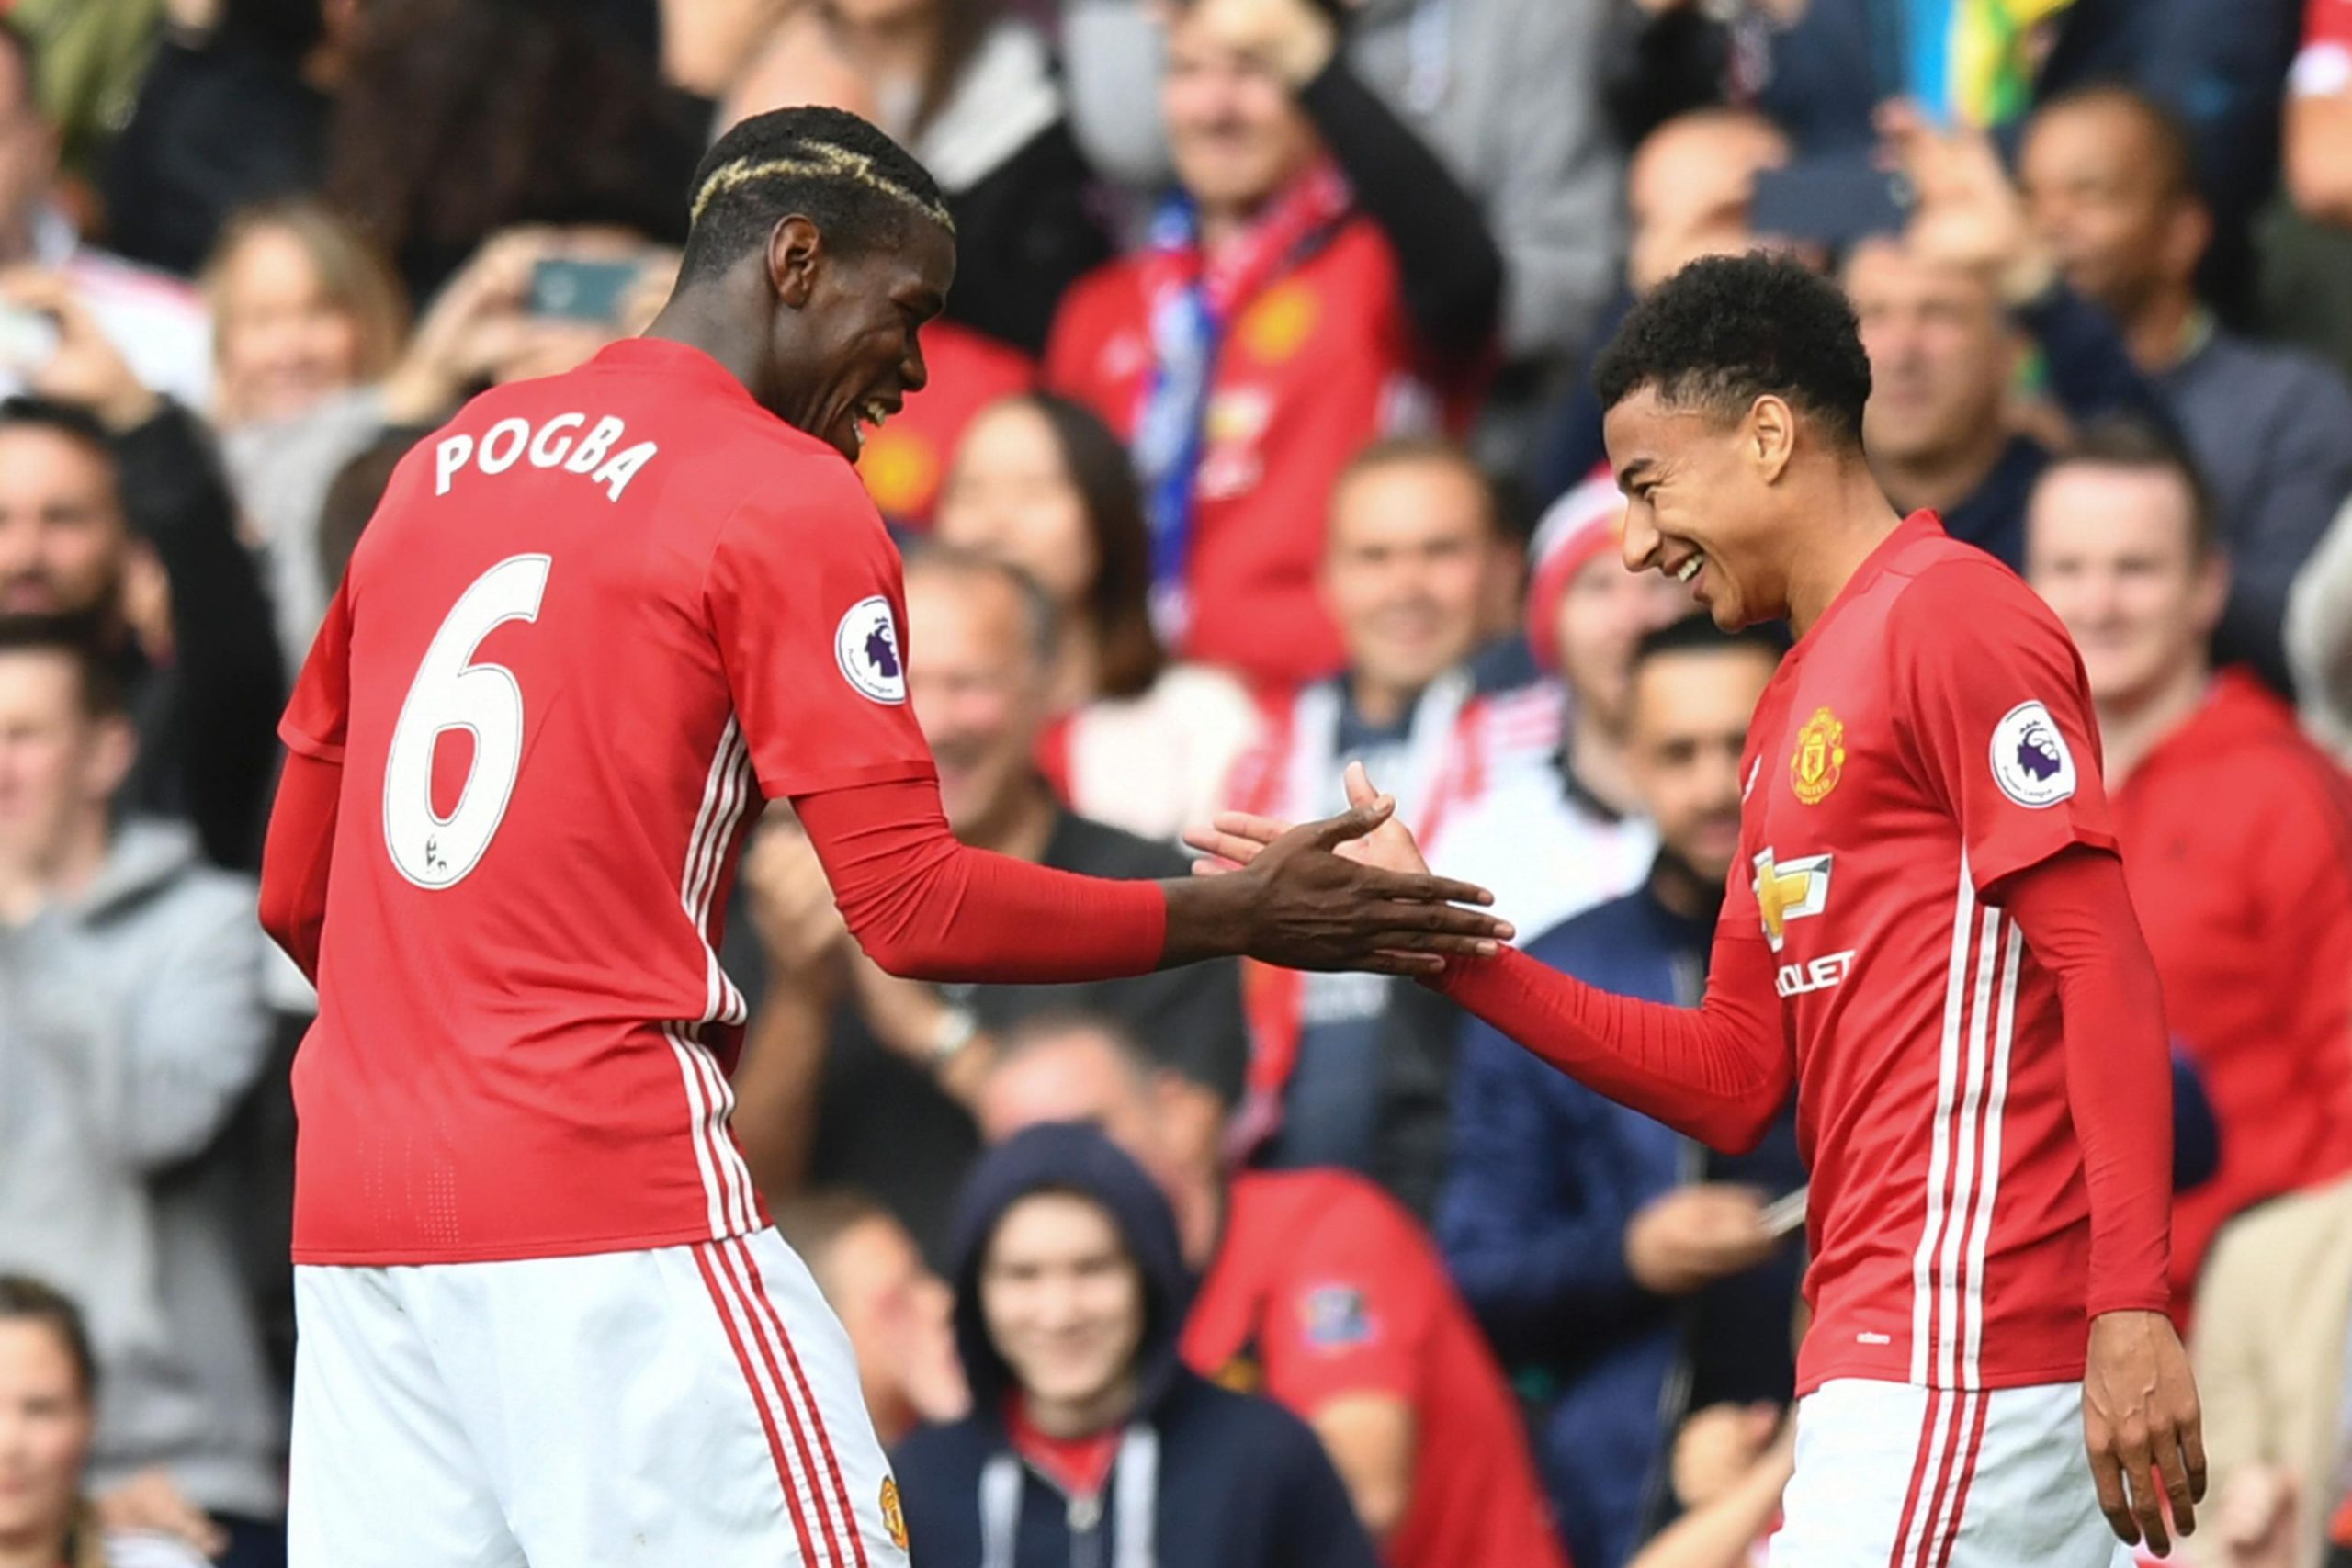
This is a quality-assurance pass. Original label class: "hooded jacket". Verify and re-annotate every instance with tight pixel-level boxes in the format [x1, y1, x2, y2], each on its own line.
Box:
[891, 1123, 1377, 1568]
[0, 819, 282, 1517]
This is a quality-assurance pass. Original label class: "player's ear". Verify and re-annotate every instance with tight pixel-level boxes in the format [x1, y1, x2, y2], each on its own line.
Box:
[1747, 394, 1797, 484]
[767, 216, 824, 310]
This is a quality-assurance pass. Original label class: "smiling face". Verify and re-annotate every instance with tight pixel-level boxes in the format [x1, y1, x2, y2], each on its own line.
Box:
[771, 215, 955, 463]
[2025, 461, 2222, 707]
[0, 428, 125, 617]
[1162, 7, 1319, 219]
[1321, 456, 1499, 708]
[211, 224, 373, 425]
[1604, 387, 1794, 631]
[979, 1192, 1147, 1418]
[903, 560, 1046, 842]
[936, 401, 1100, 610]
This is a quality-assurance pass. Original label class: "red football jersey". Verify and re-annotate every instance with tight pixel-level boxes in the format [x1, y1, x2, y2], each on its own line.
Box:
[280, 338, 936, 1264]
[1736, 513, 2123, 1394]
[1182, 1171, 1568, 1568]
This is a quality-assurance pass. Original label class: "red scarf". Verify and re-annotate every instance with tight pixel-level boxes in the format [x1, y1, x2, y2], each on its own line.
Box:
[1004, 1393, 1121, 1500]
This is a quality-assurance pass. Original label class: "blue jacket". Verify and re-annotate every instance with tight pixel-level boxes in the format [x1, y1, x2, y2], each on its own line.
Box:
[1436, 880, 1805, 1568]
[892, 1123, 1377, 1568]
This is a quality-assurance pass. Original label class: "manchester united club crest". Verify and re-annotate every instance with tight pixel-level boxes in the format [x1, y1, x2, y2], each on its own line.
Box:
[880, 1476, 908, 1551]
[1790, 707, 1846, 805]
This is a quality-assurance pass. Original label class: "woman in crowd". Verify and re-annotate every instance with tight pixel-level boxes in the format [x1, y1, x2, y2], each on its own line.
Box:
[934, 392, 1264, 841]
[202, 198, 407, 665]
[0, 1278, 209, 1568]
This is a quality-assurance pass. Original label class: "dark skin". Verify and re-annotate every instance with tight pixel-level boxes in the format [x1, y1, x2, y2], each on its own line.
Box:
[641, 210, 1510, 975]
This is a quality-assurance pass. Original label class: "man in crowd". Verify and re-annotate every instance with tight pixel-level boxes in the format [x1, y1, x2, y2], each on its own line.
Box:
[892, 1122, 1380, 1567]
[729, 546, 1250, 1262]
[775, 1191, 967, 1449]
[1218, 437, 1556, 1206]
[2021, 84, 2352, 690]
[976, 1013, 1568, 1568]
[2025, 420, 2352, 1312]
[1438, 615, 1804, 1568]
[0, 619, 282, 1566]
[1045, 0, 1503, 686]
[1844, 106, 2168, 571]
[2286, 0, 2352, 228]
[0, 20, 210, 407]
[0, 305, 282, 871]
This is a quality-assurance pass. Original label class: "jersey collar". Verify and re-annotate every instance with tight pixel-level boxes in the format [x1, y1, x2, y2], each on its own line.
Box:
[588, 336, 763, 411]
[1790, 510, 1945, 658]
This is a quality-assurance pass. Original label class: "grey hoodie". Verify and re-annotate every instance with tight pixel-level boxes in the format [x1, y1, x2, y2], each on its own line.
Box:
[0, 819, 284, 1517]
[1061, 0, 1622, 361]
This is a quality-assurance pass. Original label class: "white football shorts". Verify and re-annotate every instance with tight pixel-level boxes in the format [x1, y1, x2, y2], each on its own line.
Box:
[288, 1228, 910, 1567]
[1770, 1379, 2134, 1568]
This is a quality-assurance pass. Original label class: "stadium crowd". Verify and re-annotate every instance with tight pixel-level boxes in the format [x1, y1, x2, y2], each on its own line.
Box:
[1, 0, 2351, 1563]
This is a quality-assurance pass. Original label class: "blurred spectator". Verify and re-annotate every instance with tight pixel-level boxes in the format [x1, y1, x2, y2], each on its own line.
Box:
[2286, 0, 2352, 226]
[1045, 0, 1503, 688]
[1845, 108, 2166, 570]
[1438, 615, 1804, 1568]
[324, 0, 702, 303]
[1623, 1404, 1795, 1568]
[2186, 1172, 2352, 1568]
[728, 546, 1250, 1263]
[812, 0, 1107, 356]
[2024, 423, 2352, 1314]
[2289, 494, 2352, 760]
[201, 199, 407, 660]
[0, 21, 210, 409]
[933, 392, 1262, 840]
[0, 623, 281, 1566]
[975, 1015, 1569, 1568]
[0, 1276, 212, 1568]
[1534, 107, 1794, 506]
[1439, 472, 1678, 938]
[2021, 85, 2352, 690]
[892, 1122, 1381, 1568]
[0, 305, 282, 870]
[101, 0, 360, 276]
[1065, 0, 1622, 367]
[1217, 437, 1542, 1198]
[1602, 0, 2301, 318]
[775, 1190, 968, 1447]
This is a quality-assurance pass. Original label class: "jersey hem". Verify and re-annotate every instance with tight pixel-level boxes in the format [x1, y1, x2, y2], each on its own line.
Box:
[1794, 1354, 2086, 1399]
[290, 1219, 763, 1267]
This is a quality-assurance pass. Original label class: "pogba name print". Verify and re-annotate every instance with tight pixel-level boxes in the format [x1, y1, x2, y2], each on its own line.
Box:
[434, 412, 661, 503]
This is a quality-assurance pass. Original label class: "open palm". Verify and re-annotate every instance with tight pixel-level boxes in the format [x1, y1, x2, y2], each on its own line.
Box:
[1185, 761, 1431, 877]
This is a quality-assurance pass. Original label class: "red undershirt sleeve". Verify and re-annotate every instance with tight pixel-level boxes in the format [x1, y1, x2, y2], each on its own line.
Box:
[1430, 908, 1792, 1154]
[259, 750, 340, 984]
[1994, 844, 2174, 1317]
[790, 777, 1168, 984]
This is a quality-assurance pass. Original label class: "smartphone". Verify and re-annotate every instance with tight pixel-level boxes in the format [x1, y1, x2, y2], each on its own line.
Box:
[1751, 155, 1914, 249]
[0, 303, 59, 374]
[528, 257, 639, 322]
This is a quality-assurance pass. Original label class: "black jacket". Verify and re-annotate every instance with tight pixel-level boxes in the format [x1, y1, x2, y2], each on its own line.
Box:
[114, 404, 287, 871]
[892, 1123, 1377, 1568]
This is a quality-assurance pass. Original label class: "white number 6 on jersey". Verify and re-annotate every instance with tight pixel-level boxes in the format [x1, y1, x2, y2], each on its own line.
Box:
[383, 553, 552, 888]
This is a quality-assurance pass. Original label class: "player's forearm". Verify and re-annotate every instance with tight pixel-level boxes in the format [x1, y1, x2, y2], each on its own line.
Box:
[795, 782, 1168, 983]
[1432, 943, 1789, 1154]
[259, 750, 340, 983]
[2002, 846, 2174, 1316]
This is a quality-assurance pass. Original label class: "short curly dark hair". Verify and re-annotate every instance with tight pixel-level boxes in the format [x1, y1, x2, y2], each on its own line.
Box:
[1593, 252, 1872, 450]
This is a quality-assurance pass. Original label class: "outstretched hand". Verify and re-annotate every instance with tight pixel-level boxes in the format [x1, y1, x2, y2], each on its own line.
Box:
[1174, 762, 1498, 976]
[1185, 761, 1434, 877]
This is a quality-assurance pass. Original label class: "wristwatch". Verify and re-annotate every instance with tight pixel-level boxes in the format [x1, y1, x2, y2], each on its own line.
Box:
[928, 1003, 980, 1067]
